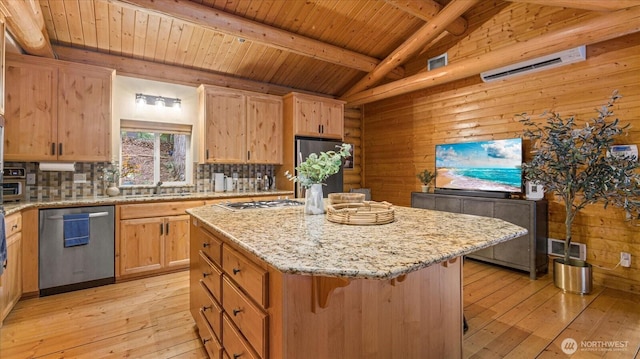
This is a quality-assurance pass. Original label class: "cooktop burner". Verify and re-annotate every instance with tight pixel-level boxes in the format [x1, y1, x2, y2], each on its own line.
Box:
[221, 199, 304, 210]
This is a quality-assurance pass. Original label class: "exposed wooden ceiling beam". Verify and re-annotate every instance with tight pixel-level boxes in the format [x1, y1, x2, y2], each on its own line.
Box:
[343, 0, 479, 97]
[52, 45, 313, 97]
[385, 0, 468, 35]
[116, 0, 404, 79]
[504, 0, 638, 12]
[341, 6, 640, 106]
[0, 0, 54, 58]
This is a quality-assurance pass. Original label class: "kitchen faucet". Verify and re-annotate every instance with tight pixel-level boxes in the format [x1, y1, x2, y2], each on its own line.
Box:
[154, 181, 163, 194]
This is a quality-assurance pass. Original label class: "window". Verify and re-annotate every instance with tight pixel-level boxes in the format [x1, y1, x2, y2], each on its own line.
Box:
[120, 119, 192, 186]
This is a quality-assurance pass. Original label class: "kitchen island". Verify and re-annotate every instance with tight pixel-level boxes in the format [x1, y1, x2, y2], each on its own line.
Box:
[188, 204, 527, 359]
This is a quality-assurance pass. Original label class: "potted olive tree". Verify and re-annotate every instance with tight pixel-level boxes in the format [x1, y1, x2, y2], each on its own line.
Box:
[417, 169, 435, 193]
[519, 91, 640, 294]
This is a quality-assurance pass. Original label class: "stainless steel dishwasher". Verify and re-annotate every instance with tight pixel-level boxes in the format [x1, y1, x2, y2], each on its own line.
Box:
[39, 205, 115, 296]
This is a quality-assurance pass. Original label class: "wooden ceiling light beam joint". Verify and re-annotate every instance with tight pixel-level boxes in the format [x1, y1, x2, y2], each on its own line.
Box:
[117, 0, 405, 79]
[0, 0, 55, 58]
[341, 5, 640, 106]
[343, 0, 479, 97]
[504, 0, 638, 12]
[385, 0, 468, 36]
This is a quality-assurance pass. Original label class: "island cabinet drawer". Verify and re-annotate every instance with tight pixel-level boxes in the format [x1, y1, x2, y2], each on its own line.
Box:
[199, 226, 223, 266]
[222, 314, 261, 359]
[222, 245, 268, 307]
[199, 251, 223, 300]
[222, 276, 268, 359]
[5, 213, 22, 237]
[199, 280, 223, 338]
[199, 310, 224, 359]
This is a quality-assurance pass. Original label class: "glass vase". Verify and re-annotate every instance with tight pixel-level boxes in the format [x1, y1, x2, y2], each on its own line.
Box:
[304, 183, 325, 215]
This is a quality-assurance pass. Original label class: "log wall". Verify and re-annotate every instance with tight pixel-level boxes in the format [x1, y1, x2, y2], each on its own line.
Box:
[362, 33, 640, 293]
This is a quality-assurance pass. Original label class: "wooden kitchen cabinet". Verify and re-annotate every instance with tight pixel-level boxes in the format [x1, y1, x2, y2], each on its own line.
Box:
[190, 219, 269, 359]
[1, 213, 23, 325]
[247, 94, 283, 164]
[4, 53, 113, 162]
[117, 200, 203, 279]
[284, 92, 344, 139]
[198, 84, 282, 164]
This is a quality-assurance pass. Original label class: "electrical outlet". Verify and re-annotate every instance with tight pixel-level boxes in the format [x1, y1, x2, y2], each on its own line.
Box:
[73, 173, 87, 183]
[26, 173, 36, 185]
[620, 252, 631, 268]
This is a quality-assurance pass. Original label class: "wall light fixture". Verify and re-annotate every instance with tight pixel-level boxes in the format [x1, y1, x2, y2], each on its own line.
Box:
[135, 93, 181, 110]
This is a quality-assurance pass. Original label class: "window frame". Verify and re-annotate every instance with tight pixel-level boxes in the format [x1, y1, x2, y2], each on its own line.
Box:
[119, 119, 193, 187]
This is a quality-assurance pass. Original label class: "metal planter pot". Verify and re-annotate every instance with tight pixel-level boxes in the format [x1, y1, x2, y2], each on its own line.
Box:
[553, 258, 592, 294]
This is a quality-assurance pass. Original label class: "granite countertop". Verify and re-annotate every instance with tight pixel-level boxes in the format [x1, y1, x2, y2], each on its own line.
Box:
[1, 190, 294, 216]
[187, 204, 528, 280]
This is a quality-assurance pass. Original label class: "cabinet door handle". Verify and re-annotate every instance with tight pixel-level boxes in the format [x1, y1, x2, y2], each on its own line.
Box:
[232, 308, 242, 316]
[165, 223, 169, 235]
[203, 337, 211, 345]
[232, 267, 241, 275]
[202, 305, 212, 312]
[58, 143, 63, 156]
[233, 354, 241, 359]
[51, 143, 56, 155]
[202, 271, 211, 278]
[318, 124, 322, 133]
[247, 151, 250, 161]
[321, 125, 324, 133]
[202, 242, 210, 248]
[160, 223, 164, 235]
[206, 149, 209, 159]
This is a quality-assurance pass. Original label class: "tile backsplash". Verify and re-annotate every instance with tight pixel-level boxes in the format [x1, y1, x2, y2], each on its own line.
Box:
[5, 162, 276, 201]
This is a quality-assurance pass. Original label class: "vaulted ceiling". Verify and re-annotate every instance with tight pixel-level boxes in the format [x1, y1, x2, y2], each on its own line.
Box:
[2, 0, 639, 105]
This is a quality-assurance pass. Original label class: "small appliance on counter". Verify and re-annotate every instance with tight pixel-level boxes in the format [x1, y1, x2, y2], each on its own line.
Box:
[2, 167, 27, 202]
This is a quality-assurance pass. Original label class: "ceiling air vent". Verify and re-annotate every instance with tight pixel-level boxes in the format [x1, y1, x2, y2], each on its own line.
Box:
[480, 45, 586, 82]
[428, 53, 448, 71]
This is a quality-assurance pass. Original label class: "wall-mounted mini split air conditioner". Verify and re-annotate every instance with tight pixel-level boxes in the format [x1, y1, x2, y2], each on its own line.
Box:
[480, 45, 586, 82]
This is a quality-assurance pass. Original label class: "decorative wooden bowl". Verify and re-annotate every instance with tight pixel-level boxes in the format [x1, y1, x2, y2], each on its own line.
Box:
[326, 201, 395, 225]
[327, 192, 366, 205]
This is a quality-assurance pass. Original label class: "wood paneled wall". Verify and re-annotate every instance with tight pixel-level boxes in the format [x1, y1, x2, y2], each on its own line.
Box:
[343, 106, 364, 192]
[362, 33, 640, 293]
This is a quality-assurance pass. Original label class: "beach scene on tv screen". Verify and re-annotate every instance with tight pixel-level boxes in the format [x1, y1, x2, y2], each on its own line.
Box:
[435, 138, 522, 193]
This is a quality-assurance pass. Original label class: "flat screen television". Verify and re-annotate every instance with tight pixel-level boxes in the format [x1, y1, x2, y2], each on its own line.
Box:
[435, 138, 523, 197]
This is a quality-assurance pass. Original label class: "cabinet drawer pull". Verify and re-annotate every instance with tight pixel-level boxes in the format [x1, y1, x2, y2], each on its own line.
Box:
[232, 308, 242, 316]
[203, 337, 211, 345]
[202, 305, 212, 312]
[233, 354, 241, 359]
[12, 224, 18, 230]
[202, 271, 212, 278]
[232, 268, 241, 275]
[202, 242, 210, 248]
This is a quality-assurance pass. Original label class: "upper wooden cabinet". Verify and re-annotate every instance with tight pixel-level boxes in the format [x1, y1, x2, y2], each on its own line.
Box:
[284, 92, 344, 140]
[198, 85, 283, 164]
[247, 94, 283, 163]
[4, 54, 113, 162]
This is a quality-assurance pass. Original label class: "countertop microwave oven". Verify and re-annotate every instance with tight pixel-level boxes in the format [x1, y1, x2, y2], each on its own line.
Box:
[3, 167, 27, 202]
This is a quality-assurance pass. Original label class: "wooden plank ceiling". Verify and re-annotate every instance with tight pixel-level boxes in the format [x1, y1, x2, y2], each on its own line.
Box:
[2, 0, 639, 103]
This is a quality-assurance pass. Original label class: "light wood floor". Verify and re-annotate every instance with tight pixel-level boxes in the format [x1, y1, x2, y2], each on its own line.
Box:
[1, 260, 638, 358]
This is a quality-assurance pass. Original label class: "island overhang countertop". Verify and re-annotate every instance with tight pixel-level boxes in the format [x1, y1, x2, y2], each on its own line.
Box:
[187, 204, 528, 280]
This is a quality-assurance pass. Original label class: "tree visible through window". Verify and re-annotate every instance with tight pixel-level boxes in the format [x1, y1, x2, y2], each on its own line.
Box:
[120, 125, 190, 186]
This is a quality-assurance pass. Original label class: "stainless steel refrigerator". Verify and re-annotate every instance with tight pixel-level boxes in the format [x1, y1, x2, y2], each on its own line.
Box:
[295, 137, 344, 198]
